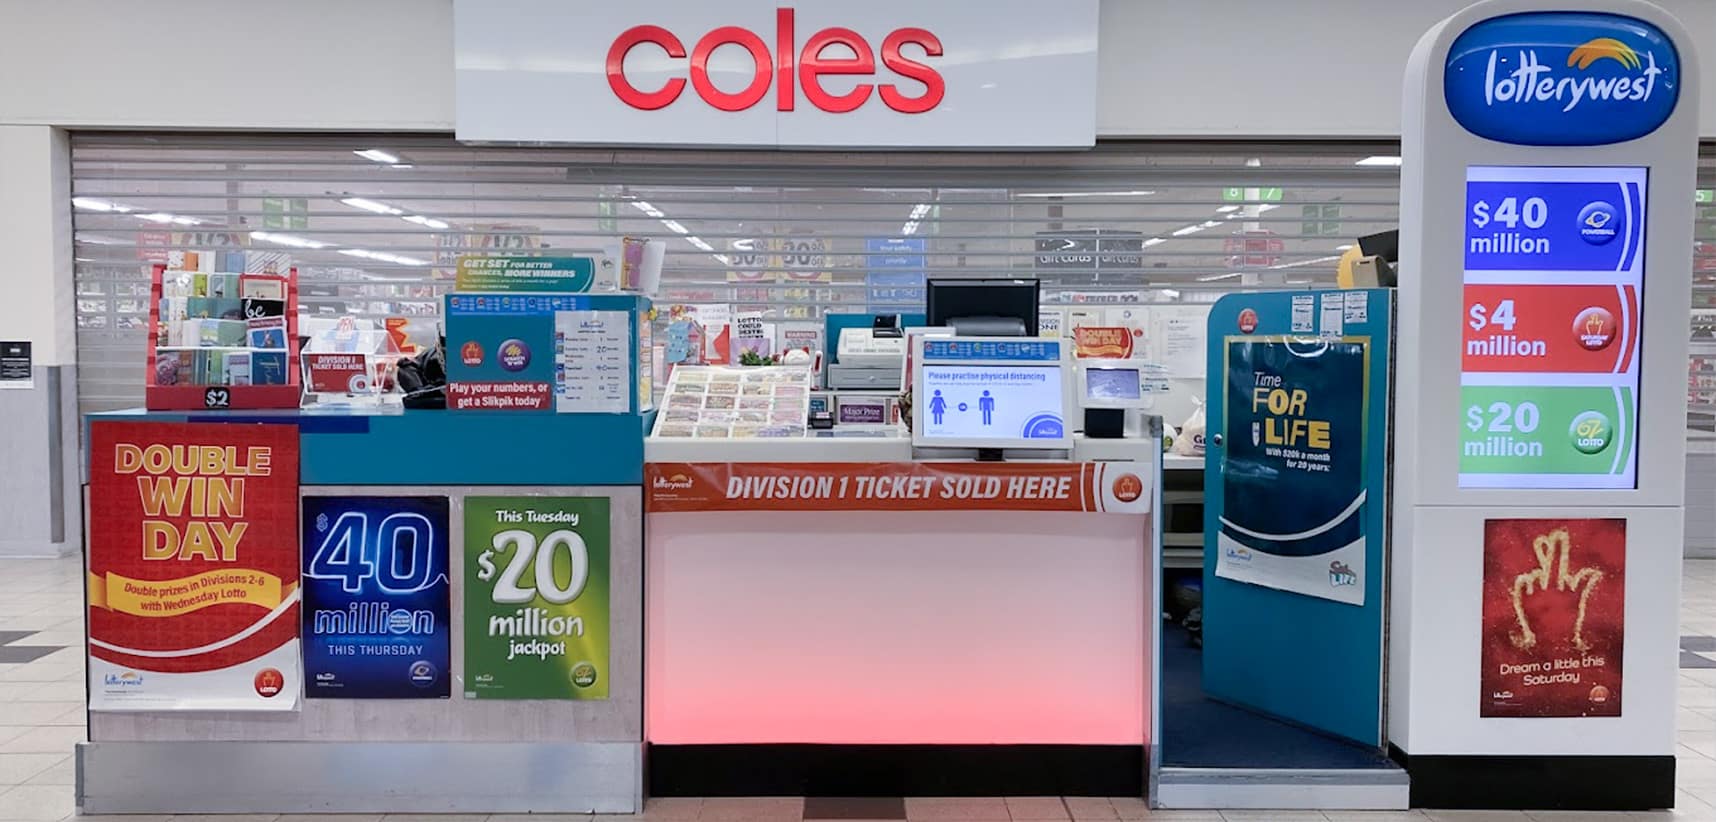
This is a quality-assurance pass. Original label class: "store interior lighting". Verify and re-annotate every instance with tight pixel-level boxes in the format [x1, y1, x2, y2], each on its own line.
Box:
[900, 203, 933, 235]
[1356, 155, 1403, 166]
[250, 230, 329, 250]
[71, 197, 133, 213]
[1016, 190, 1156, 198]
[629, 199, 728, 265]
[341, 197, 404, 215]
[402, 214, 450, 230]
[353, 149, 401, 164]
[339, 248, 428, 266]
[1197, 272, 1245, 282]
[1269, 254, 1343, 269]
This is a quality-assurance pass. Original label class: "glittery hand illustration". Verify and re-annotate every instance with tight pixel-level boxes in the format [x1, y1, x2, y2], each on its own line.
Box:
[1509, 528, 1604, 652]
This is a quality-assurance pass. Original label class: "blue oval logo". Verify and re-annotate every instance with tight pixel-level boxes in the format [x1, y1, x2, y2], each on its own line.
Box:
[1444, 12, 1679, 146]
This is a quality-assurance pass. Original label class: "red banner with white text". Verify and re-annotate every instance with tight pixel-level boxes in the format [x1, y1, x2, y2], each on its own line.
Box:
[647, 461, 1153, 514]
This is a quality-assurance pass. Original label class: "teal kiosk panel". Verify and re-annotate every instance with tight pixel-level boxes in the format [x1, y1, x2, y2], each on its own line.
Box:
[1201, 289, 1394, 746]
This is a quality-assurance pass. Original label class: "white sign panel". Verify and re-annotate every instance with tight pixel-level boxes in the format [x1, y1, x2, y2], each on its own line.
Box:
[453, 0, 1099, 148]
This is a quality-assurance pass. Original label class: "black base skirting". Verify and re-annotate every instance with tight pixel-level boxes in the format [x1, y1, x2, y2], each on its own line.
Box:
[1391, 744, 1676, 810]
[648, 744, 1145, 797]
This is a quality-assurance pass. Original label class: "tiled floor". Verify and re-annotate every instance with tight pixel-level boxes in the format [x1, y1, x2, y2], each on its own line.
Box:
[2, 556, 1714, 821]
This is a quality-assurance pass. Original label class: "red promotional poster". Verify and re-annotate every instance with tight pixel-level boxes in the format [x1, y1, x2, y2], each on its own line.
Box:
[1461, 284, 1639, 374]
[647, 461, 1152, 514]
[1480, 518, 1625, 718]
[1073, 326, 1137, 359]
[302, 352, 369, 393]
[86, 421, 301, 711]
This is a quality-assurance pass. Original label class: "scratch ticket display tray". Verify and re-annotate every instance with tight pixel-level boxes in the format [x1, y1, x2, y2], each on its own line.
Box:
[652, 365, 811, 439]
[86, 421, 302, 711]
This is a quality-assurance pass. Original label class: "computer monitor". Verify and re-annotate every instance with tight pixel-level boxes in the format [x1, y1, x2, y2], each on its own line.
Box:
[911, 335, 1073, 451]
[925, 278, 1040, 337]
[1078, 360, 1155, 409]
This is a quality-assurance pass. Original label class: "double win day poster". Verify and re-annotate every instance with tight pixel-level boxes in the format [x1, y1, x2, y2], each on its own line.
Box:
[465, 496, 611, 700]
[1481, 518, 1625, 718]
[1215, 337, 1370, 605]
[301, 496, 451, 698]
[87, 421, 301, 711]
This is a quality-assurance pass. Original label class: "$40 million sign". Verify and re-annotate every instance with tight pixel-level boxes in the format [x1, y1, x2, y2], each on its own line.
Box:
[86, 421, 301, 711]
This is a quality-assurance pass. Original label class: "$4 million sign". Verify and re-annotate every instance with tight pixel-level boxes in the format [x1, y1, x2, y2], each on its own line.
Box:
[463, 497, 611, 700]
[86, 422, 301, 711]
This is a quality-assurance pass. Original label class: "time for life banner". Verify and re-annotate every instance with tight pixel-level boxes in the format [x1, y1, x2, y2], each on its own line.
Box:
[86, 421, 301, 711]
[1216, 337, 1369, 606]
[1481, 518, 1624, 718]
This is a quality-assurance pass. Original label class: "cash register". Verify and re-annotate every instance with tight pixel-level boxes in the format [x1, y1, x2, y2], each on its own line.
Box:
[829, 315, 907, 390]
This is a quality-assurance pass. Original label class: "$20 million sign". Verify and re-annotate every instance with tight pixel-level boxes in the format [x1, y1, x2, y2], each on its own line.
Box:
[464, 497, 611, 700]
[86, 421, 301, 711]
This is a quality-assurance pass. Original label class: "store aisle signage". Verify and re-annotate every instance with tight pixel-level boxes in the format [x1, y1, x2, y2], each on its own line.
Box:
[1443, 12, 1680, 147]
[646, 461, 1152, 514]
[86, 421, 301, 711]
[453, 0, 1099, 148]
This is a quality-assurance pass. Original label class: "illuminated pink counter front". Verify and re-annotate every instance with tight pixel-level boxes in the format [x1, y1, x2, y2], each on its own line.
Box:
[644, 505, 1153, 746]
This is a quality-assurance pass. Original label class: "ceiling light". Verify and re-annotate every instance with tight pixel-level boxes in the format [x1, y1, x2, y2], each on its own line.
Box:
[631, 200, 665, 218]
[341, 197, 403, 215]
[136, 212, 201, 225]
[402, 214, 450, 230]
[1016, 190, 1156, 198]
[1285, 278, 1314, 284]
[1160, 289, 1181, 300]
[390, 164, 414, 169]
[251, 230, 329, 249]
[1356, 155, 1403, 166]
[1142, 238, 1166, 247]
[660, 219, 690, 235]
[1269, 255, 1343, 269]
[354, 149, 400, 164]
[1336, 244, 1354, 251]
[687, 237, 715, 252]
[72, 197, 133, 213]
[339, 248, 425, 265]
[1171, 225, 1206, 237]
[1197, 272, 1245, 282]
[1215, 205, 1241, 213]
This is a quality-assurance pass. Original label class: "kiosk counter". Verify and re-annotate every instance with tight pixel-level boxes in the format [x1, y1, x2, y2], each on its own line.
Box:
[642, 342, 1164, 797]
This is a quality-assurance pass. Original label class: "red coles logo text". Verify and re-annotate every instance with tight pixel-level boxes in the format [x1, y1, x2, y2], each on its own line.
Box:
[606, 8, 945, 114]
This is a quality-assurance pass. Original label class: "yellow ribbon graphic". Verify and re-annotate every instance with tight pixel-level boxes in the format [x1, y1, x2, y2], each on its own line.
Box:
[87, 569, 291, 617]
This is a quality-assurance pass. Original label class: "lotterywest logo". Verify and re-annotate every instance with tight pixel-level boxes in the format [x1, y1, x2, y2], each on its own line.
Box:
[1444, 12, 1679, 146]
[607, 8, 944, 113]
[653, 472, 695, 491]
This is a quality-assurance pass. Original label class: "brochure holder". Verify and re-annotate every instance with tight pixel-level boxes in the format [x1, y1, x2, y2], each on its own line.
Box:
[144, 264, 302, 410]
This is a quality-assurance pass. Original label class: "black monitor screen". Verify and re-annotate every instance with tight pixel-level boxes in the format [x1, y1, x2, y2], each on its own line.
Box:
[925, 278, 1041, 337]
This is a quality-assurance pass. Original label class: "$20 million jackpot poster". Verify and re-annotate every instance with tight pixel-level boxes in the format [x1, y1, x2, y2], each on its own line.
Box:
[86, 421, 301, 711]
[1481, 518, 1626, 718]
[464, 496, 610, 700]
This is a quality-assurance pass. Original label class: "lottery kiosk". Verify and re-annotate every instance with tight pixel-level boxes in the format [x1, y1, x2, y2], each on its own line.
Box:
[643, 329, 1164, 796]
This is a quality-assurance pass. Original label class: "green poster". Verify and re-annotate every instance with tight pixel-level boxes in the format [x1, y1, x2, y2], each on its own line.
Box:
[1459, 385, 1635, 477]
[464, 496, 610, 700]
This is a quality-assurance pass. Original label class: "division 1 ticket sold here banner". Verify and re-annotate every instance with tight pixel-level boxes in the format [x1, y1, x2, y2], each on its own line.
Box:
[645, 461, 1153, 514]
[464, 497, 610, 700]
[86, 421, 301, 711]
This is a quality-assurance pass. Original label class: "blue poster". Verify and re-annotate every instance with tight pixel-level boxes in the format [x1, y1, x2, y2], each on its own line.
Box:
[301, 496, 451, 698]
[865, 237, 926, 309]
[1216, 337, 1369, 605]
[1464, 167, 1647, 273]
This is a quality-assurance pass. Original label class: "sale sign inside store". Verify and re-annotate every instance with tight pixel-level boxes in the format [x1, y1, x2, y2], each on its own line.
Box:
[86, 421, 301, 711]
[647, 461, 1152, 514]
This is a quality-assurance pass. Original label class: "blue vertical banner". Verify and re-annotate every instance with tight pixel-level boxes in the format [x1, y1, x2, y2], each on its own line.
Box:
[301, 496, 452, 699]
[1216, 337, 1369, 605]
[865, 237, 927, 310]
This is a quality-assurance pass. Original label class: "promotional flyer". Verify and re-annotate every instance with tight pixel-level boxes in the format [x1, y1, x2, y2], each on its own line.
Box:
[86, 421, 301, 711]
[1480, 518, 1626, 718]
[646, 461, 1153, 514]
[1216, 337, 1370, 606]
[301, 496, 451, 699]
[464, 496, 611, 700]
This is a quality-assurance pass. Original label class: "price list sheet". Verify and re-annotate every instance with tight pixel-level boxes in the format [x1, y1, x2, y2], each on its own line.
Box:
[1459, 165, 1646, 489]
[554, 310, 632, 413]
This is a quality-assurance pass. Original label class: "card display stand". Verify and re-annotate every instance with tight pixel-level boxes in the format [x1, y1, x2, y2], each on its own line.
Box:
[145, 264, 302, 410]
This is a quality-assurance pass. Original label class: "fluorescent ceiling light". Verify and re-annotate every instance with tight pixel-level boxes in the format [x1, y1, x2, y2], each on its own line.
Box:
[631, 200, 665, 218]
[72, 197, 133, 213]
[390, 164, 414, 169]
[1356, 155, 1402, 166]
[1336, 244, 1354, 251]
[901, 202, 933, 236]
[1016, 190, 1156, 198]
[354, 149, 400, 164]
[402, 214, 449, 230]
[1160, 289, 1181, 300]
[74, 233, 127, 246]
[341, 197, 403, 215]
[1285, 278, 1314, 284]
[687, 237, 715, 252]
[1215, 205, 1241, 213]
[136, 212, 202, 225]
[339, 248, 426, 266]
[250, 230, 329, 249]
[1197, 272, 1245, 282]
[660, 219, 690, 235]
[1269, 254, 1343, 269]
[1142, 238, 1166, 247]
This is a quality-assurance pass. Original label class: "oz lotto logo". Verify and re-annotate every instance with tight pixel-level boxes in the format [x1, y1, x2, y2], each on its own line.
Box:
[301, 496, 452, 699]
[1444, 12, 1679, 145]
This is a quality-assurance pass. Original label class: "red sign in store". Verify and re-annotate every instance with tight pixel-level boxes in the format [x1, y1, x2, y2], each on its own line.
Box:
[647, 461, 1152, 514]
[1461, 283, 1639, 374]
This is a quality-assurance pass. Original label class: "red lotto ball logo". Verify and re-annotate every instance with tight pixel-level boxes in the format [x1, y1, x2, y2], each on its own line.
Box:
[254, 668, 285, 698]
[460, 341, 484, 367]
[1111, 473, 1144, 503]
[1238, 308, 1259, 334]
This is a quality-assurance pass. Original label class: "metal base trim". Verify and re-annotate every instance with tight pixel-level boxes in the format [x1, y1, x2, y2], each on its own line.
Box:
[1155, 767, 1409, 810]
[77, 741, 642, 814]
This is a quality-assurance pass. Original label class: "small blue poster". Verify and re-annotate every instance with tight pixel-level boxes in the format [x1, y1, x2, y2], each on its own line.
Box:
[301, 496, 451, 698]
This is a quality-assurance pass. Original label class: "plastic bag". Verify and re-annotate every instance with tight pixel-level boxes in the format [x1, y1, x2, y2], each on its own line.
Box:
[1173, 398, 1206, 457]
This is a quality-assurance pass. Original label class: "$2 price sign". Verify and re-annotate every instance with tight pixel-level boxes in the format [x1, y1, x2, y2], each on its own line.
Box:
[463, 496, 611, 700]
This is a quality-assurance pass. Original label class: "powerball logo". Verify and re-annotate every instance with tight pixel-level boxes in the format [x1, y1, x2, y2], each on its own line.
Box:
[1445, 12, 1679, 146]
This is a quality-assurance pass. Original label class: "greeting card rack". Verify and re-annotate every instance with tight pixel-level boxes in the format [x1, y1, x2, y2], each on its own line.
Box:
[144, 264, 302, 410]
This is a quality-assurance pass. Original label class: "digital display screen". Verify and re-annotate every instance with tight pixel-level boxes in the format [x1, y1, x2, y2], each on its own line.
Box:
[920, 364, 1066, 441]
[1459, 166, 1644, 489]
[1086, 368, 1141, 401]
